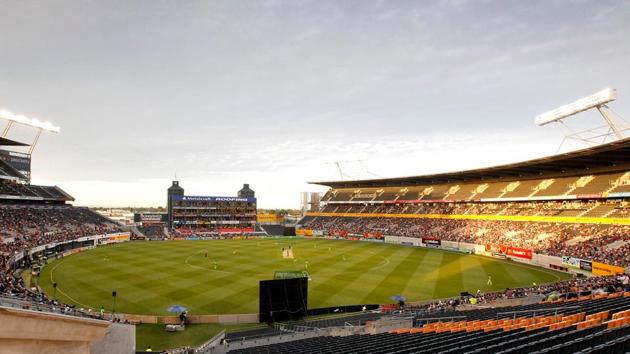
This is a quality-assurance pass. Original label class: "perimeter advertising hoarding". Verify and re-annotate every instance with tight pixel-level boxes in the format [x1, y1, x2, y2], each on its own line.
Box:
[506, 246, 533, 260]
[421, 237, 441, 246]
[218, 227, 254, 234]
[98, 234, 131, 245]
[485, 244, 533, 260]
[296, 229, 314, 236]
[579, 260, 593, 272]
[592, 261, 625, 276]
[562, 256, 582, 269]
[560, 257, 593, 272]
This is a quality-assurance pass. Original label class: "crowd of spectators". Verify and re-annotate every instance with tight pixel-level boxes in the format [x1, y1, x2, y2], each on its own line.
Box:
[414, 274, 630, 314]
[322, 200, 627, 217]
[0, 205, 122, 307]
[305, 201, 630, 266]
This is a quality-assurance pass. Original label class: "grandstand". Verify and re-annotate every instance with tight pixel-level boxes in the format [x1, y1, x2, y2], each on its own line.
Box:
[1, 157, 122, 307]
[0, 115, 131, 353]
[0, 138, 75, 203]
[228, 293, 630, 353]
[300, 138, 630, 269]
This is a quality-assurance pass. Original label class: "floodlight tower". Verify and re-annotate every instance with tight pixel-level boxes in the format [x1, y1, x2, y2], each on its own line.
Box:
[0, 109, 60, 154]
[534, 88, 629, 151]
[326, 160, 381, 181]
[0, 108, 60, 181]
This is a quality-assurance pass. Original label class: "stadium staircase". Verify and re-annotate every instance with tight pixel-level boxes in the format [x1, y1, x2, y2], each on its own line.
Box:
[130, 225, 145, 239]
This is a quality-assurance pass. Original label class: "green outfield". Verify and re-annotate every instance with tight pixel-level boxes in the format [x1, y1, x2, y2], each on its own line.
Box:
[38, 238, 570, 315]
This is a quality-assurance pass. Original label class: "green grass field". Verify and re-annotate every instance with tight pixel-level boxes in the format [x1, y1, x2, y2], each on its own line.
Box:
[38, 238, 570, 316]
[135, 323, 264, 351]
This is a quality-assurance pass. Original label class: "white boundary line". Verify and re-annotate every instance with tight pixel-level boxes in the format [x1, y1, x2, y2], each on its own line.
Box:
[49, 261, 96, 310]
[44, 238, 567, 316]
[466, 253, 564, 283]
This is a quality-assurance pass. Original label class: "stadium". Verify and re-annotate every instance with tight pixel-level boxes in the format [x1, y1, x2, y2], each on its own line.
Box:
[2, 88, 630, 354]
[2, 3, 630, 354]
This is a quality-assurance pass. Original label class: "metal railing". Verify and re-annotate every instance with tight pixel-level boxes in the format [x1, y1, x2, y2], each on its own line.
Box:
[0, 294, 108, 321]
[193, 329, 226, 354]
[414, 315, 467, 326]
[495, 305, 582, 320]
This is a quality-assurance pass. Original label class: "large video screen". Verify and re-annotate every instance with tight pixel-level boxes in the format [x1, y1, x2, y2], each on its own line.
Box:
[259, 277, 308, 323]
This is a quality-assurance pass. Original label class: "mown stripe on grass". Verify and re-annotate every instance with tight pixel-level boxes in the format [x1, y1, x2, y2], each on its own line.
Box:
[398, 248, 433, 301]
[401, 248, 443, 301]
[359, 246, 424, 304]
[459, 255, 488, 294]
[39, 239, 570, 315]
[432, 252, 464, 299]
[309, 244, 399, 308]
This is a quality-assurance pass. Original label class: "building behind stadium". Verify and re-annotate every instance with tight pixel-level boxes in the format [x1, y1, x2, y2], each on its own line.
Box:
[166, 181, 257, 236]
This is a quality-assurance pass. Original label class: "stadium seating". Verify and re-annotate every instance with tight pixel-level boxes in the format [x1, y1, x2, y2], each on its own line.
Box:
[320, 170, 630, 202]
[225, 312, 386, 343]
[0, 160, 26, 180]
[303, 197, 630, 267]
[138, 225, 167, 239]
[0, 180, 73, 201]
[227, 284, 630, 354]
[0, 205, 122, 307]
[302, 214, 630, 266]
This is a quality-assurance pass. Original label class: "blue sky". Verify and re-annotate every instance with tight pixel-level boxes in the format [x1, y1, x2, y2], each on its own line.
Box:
[1, 0, 629, 208]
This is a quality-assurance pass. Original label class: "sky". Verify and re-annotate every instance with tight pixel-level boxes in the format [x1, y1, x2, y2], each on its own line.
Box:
[1, 0, 629, 208]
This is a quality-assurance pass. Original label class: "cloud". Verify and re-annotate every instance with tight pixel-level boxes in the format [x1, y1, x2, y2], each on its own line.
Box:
[4, 0, 630, 208]
[32, 130, 566, 208]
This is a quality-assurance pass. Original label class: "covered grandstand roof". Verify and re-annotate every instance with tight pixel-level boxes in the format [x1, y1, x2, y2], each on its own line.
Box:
[0, 137, 28, 146]
[311, 137, 630, 188]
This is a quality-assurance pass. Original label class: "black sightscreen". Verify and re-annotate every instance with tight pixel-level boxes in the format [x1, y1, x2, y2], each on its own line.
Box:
[259, 277, 308, 323]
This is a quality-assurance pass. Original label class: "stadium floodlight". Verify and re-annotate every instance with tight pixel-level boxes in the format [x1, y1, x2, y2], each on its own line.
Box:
[535, 88, 617, 126]
[536, 88, 629, 152]
[0, 109, 60, 133]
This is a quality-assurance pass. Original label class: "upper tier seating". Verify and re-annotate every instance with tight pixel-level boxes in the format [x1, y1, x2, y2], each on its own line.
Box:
[0, 181, 72, 201]
[572, 173, 626, 195]
[534, 176, 578, 197]
[322, 170, 630, 203]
